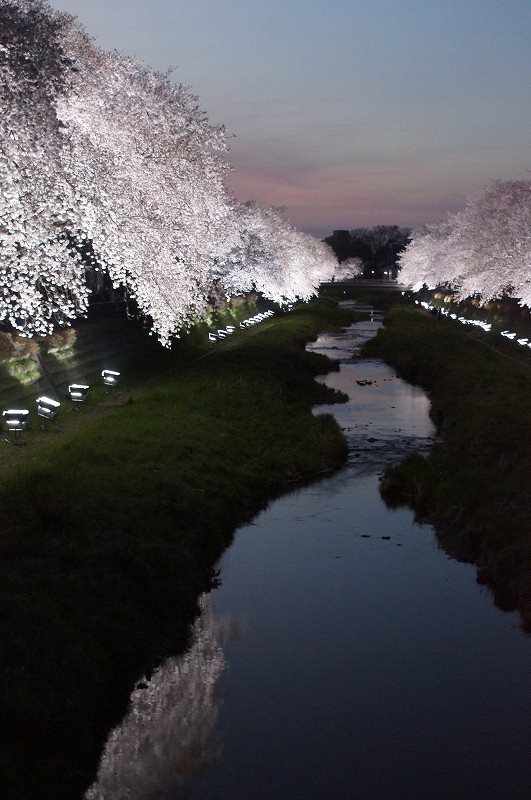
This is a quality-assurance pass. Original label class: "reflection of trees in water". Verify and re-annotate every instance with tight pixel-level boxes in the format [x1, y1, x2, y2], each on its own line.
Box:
[85, 596, 238, 799]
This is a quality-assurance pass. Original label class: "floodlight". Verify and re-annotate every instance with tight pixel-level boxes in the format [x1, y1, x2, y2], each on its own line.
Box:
[68, 383, 90, 403]
[3, 409, 30, 443]
[102, 369, 120, 387]
[3, 409, 30, 431]
[36, 396, 60, 422]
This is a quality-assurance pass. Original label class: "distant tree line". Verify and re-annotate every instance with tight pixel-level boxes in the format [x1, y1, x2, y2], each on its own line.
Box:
[324, 226, 411, 278]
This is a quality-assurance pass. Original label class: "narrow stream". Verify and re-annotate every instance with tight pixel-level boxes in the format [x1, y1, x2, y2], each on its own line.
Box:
[86, 313, 531, 800]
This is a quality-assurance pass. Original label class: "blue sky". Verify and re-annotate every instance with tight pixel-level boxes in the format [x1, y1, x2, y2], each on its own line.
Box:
[48, 0, 531, 238]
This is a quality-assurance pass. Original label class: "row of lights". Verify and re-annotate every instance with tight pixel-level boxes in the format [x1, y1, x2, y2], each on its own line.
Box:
[416, 300, 531, 349]
[208, 311, 274, 342]
[500, 331, 531, 347]
[415, 300, 493, 332]
[2, 370, 120, 441]
[209, 325, 235, 342]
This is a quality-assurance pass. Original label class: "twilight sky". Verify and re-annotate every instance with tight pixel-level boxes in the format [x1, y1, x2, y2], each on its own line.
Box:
[48, 0, 531, 238]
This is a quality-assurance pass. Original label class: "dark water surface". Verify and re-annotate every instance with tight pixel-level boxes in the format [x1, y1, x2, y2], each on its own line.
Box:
[87, 317, 531, 800]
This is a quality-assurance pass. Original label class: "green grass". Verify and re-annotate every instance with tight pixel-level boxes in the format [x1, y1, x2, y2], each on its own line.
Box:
[363, 304, 531, 627]
[0, 296, 360, 800]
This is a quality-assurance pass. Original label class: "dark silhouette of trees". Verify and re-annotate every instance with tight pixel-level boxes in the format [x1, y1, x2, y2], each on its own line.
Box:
[325, 225, 410, 277]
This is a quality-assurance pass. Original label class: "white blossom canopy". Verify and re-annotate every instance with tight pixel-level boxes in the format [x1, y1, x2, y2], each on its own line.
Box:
[400, 180, 531, 308]
[332, 257, 364, 281]
[0, 0, 87, 335]
[217, 201, 337, 304]
[56, 13, 243, 344]
[1, 0, 337, 343]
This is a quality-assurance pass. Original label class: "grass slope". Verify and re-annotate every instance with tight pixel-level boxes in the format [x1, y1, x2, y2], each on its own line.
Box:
[0, 298, 357, 800]
[363, 304, 531, 628]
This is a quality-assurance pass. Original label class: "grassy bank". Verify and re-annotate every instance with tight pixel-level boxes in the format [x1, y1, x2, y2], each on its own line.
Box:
[0, 298, 358, 800]
[362, 304, 531, 629]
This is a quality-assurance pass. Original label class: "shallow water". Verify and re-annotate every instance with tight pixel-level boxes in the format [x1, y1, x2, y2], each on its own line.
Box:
[309, 319, 435, 473]
[87, 316, 531, 800]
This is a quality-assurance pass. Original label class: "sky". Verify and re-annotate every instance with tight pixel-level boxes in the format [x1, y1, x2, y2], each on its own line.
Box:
[47, 0, 531, 239]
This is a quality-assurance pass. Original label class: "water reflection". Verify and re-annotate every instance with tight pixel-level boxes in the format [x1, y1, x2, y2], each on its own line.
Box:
[84, 597, 240, 800]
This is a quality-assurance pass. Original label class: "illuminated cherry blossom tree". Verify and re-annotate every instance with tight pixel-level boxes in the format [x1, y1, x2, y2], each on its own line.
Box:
[400, 180, 531, 308]
[455, 180, 531, 304]
[0, 0, 88, 336]
[218, 200, 337, 304]
[397, 216, 466, 291]
[1, 0, 337, 344]
[55, 12, 241, 344]
[332, 256, 364, 280]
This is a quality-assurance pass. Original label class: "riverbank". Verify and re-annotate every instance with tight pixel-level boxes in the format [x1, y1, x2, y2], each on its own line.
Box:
[362, 304, 531, 629]
[0, 298, 358, 800]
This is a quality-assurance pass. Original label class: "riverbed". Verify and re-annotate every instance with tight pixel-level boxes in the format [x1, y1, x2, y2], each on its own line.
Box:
[86, 314, 531, 800]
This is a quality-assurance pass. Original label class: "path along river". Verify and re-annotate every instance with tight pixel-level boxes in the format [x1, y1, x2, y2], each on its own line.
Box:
[86, 311, 531, 800]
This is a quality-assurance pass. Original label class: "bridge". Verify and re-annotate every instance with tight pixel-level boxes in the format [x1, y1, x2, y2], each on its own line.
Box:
[319, 278, 412, 292]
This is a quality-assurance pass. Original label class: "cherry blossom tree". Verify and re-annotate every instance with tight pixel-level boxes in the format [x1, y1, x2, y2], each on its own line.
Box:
[332, 256, 364, 280]
[217, 200, 337, 304]
[1, 0, 338, 344]
[0, 0, 88, 336]
[400, 180, 531, 308]
[456, 181, 531, 305]
[55, 12, 241, 344]
[398, 215, 467, 292]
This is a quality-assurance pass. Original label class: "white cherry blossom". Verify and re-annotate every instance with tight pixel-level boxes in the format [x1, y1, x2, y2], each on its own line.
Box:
[400, 180, 531, 308]
[1, 0, 338, 344]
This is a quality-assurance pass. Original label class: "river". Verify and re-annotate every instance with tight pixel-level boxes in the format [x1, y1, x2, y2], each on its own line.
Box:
[85, 312, 531, 800]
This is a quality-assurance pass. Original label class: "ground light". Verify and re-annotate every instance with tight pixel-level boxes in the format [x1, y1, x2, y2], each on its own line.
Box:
[2, 408, 30, 445]
[211, 311, 274, 341]
[68, 383, 90, 405]
[36, 396, 60, 429]
[36, 396, 60, 420]
[102, 369, 120, 388]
